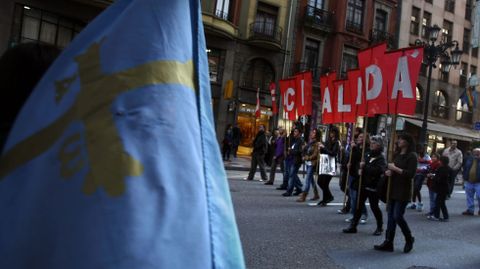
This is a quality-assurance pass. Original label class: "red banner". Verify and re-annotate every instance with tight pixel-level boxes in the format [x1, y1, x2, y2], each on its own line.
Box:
[279, 78, 297, 120]
[347, 69, 365, 118]
[269, 82, 278, 115]
[294, 71, 312, 116]
[358, 43, 388, 116]
[334, 79, 356, 123]
[255, 88, 261, 118]
[383, 47, 424, 115]
[320, 72, 337, 124]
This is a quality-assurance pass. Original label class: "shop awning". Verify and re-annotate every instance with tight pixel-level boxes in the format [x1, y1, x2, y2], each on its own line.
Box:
[403, 118, 480, 142]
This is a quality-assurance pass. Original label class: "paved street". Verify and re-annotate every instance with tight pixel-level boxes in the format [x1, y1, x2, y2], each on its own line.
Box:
[226, 162, 480, 269]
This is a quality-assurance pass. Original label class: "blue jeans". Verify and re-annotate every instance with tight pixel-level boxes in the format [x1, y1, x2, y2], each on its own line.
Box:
[464, 181, 480, 213]
[348, 176, 367, 216]
[303, 165, 315, 193]
[386, 200, 412, 241]
[280, 158, 292, 188]
[428, 189, 437, 215]
[286, 163, 302, 194]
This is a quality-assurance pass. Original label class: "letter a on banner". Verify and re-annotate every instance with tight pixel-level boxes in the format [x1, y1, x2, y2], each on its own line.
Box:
[279, 78, 297, 120]
[294, 71, 312, 116]
[358, 43, 388, 116]
[383, 47, 424, 115]
[320, 72, 336, 124]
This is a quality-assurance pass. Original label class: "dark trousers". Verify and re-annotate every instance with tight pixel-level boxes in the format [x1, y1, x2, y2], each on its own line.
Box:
[433, 193, 449, 219]
[268, 155, 285, 183]
[448, 169, 459, 196]
[279, 158, 292, 188]
[222, 144, 231, 161]
[318, 175, 334, 201]
[352, 189, 383, 228]
[386, 200, 412, 242]
[286, 163, 303, 194]
[247, 153, 267, 180]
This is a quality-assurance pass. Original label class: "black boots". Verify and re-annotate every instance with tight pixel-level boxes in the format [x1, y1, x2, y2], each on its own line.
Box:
[342, 225, 357, 233]
[404, 236, 415, 253]
[372, 227, 383, 236]
[374, 230, 394, 252]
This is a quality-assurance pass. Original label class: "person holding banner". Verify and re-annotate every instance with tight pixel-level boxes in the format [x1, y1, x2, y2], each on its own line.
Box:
[317, 126, 340, 206]
[343, 135, 386, 236]
[345, 132, 369, 223]
[297, 128, 321, 202]
[374, 134, 417, 253]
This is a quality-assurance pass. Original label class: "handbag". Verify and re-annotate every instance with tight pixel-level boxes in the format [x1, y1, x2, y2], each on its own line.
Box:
[318, 153, 336, 176]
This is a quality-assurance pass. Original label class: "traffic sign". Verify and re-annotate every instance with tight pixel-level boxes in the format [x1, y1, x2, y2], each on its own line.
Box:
[474, 121, 480, 131]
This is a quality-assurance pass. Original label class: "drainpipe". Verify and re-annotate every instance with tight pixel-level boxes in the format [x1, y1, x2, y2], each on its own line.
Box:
[277, 0, 295, 129]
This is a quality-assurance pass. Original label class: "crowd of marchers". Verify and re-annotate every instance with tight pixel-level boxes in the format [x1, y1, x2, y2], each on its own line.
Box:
[223, 123, 480, 253]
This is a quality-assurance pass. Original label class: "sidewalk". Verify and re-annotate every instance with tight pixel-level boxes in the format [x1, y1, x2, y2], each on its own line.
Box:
[223, 155, 309, 175]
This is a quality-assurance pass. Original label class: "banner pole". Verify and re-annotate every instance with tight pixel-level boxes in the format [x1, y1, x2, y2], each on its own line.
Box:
[386, 113, 397, 206]
[342, 123, 354, 209]
[356, 116, 369, 210]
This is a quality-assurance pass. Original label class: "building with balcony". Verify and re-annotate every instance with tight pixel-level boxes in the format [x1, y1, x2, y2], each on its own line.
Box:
[397, 0, 480, 153]
[288, 0, 398, 132]
[202, 0, 293, 146]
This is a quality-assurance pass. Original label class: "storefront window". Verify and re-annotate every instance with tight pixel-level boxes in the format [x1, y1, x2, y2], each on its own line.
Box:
[207, 48, 225, 83]
[237, 103, 272, 147]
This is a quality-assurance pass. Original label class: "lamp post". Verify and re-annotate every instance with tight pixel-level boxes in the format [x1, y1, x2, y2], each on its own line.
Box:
[415, 24, 462, 146]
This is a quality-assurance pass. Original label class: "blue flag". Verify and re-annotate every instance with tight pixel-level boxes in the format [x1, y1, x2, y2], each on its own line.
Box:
[0, 1, 244, 268]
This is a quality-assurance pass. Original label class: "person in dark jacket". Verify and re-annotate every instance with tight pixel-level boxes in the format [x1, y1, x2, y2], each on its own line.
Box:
[343, 135, 386, 236]
[317, 125, 340, 206]
[282, 127, 304, 196]
[231, 125, 242, 158]
[429, 156, 452, 221]
[222, 124, 233, 161]
[245, 125, 268, 181]
[265, 128, 285, 185]
[374, 133, 417, 253]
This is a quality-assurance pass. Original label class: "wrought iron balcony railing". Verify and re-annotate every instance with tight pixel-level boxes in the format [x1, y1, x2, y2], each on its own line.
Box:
[304, 5, 334, 30]
[431, 103, 449, 119]
[346, 20, 363, 34]
[294, 62, 326, 83]
[456, 110, 473, 124]
[249, 22, 282, 45]
[370, 29, 396, 49]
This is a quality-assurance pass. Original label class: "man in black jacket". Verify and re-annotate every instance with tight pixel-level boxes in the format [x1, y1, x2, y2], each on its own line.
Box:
[245, 125, 268, 181]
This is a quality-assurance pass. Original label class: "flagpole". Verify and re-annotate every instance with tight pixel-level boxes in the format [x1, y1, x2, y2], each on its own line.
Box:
[342, 123, 355, 209]
[356, 116, 368, 210]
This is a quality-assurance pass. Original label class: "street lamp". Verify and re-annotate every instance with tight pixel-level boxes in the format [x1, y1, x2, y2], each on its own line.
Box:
[415, 24, 462, 146]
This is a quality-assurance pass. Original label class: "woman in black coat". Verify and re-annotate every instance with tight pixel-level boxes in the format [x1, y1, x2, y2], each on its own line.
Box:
[343, 135, 386, 236]
[374, 133, 417, 253]
[317, 125, 340, 206]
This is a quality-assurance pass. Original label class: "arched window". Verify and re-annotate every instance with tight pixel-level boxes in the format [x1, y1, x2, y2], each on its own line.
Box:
[242, 58, 275, 92]
[415, 86, 423, 114]
[456, 99, 473, 123]
[431, 90, 449, 119]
